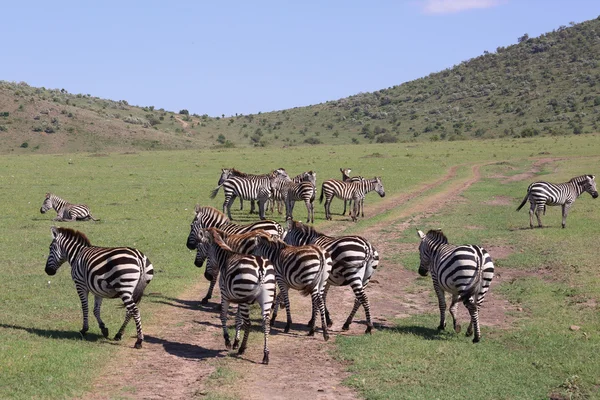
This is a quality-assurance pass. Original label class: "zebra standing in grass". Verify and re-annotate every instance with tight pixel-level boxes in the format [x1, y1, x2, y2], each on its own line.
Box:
[186, 205, 283, 303]
[253, 234, 332, 341]
[340, 168, 364, 217]
[283, 219, 379, 333]
[416, 229, 494, 343]
[516, 174, 598, 228]
[40, 193, 99, 221]
[44, 227, 154, 348]
[320, 177, 385, 221]
[215, 168, 258, 213]
[284, 171, 317, 224]
[197, 228, 276, 364]
[269, 171, 315, 215]
[210, 168, 287, 220]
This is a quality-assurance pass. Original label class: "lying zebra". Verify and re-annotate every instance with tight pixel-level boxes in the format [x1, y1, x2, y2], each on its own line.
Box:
[40, 193, 99, 222]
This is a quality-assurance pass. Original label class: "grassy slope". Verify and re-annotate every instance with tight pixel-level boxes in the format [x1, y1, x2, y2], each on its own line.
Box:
[2, 18, 600, 154]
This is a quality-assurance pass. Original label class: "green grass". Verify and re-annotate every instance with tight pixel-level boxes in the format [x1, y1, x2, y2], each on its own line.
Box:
[1, 135, 600, 398]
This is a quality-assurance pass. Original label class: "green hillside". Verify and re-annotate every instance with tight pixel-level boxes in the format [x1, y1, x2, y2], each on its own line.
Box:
[1, 16, 599, 154]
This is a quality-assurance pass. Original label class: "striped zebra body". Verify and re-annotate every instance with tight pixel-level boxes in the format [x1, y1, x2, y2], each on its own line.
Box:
[253, 234, 332, 340]
[340, 168, 365, 217]
[210, 169, 288, 220]
[40, 193, 99, 222]
[417, 229, 494, 343]
[319, 177, 385, 221]
[516, 174, 598, 228]
[44, 227, 154, 348]
[186, 205, 282, 303]
[217, 168, 259, 212]
[283, 219, 379, 333]
[196, 228, 276, 364]
[270, 171, 316, 215]
[284, 171, 317, 223]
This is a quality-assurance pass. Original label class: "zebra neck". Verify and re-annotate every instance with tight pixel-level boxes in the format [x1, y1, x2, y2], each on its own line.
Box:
[65, 241, 88, 265]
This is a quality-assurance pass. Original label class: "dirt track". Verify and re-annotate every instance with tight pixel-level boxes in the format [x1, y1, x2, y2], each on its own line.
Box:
[84, 161, 533, 400]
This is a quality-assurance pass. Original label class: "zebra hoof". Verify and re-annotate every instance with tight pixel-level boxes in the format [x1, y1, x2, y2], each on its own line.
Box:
[454, 324, 461, 334]
[284, 324, 290, 334]
[225, 339, 232, 350]
[307, 329, 315, 337]
[472, 337, 480, 344]
[437, 323, 446, 331]
[269, 318, 276, 327]
[365, 326, 373, 335]
[262, 352, 269, 365]
[134, 339, 143, 349]
[101, 327, 109, 338]
[232, 339, 239, 350]
[237, 346, 246, 355]
[79, 329, 88, 337]
[323, 332, 330, 342]
[200, 297, 210, 305]
[342, 324, 350, 331]
[114, 333, 123, 341]
[326, 321, 333, 329]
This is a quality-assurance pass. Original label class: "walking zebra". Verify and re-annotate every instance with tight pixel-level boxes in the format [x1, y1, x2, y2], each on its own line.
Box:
[516, 174, 598, 228]
[253, 234, 332, 340]
[320, 177, 385, 221]
[340, 168, 364, 217]
[44, 227, 154, 348]
[186, 205, 283, 303]
[210, 169, 288, 220]
[416, 229, 494, 343]
[197, 228, 276, 364]
[40, 193, 99, 222]
[283, 219, 379, 333]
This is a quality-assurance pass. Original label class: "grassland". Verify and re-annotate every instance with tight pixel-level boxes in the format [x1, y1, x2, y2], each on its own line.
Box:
[1, 135, 600, 399]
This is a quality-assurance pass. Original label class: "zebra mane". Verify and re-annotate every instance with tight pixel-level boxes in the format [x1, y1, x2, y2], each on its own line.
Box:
[425, 229, 448, 244]
[230, 168, 250, 177]
[290, 219, 331, 239]
[569, 175, 595, 184]
[195, 205, 231, 223]
[206, 227, 234, 251]
[53, 227, 92, 246]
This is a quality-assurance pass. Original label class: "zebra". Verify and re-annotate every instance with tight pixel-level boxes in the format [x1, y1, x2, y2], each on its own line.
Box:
[416, 229, 495, 343]
[216, 168, 257, 213]
[210, 169, 288, 220]
[270, 171, 316, 215]
[186, 205, 283, 304]
[320, 177, 385, 221]
[44, 227, 154, 348]
[196, 227, 276, 364]
[282, 218, 379, 334]
[340, 168, 365, 217]
[280, 171, 317, 224]
[252, 233, 332, 341]
[516, 174, 598, 228]
[40, 193, 99, 222]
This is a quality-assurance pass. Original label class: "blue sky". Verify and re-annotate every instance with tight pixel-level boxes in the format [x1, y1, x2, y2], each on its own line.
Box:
[2, 1, 599, 117]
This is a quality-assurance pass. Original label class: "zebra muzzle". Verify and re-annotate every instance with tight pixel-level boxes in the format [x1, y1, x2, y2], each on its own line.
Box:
[418, 267, 429, 277]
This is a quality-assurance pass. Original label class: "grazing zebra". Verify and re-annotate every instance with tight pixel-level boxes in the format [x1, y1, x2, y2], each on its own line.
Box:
[44, 227, 154, 348]
[40, 193, 99, 222]
[340, 168, 364, 217]
[283, 219, 379, 333]
[210, 169, 287, 220]
[283, 171, 317, 224]
[253, 234, 332, 341]
[320, 177, 385, 221]
[516, 174, 598, 228]
[197, 228, 276, 364]
[186, 205, 283, 303]
[416, 229, 494, 343]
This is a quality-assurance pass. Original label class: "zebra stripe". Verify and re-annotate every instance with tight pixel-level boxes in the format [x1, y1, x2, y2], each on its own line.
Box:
[319, 177, 385, 221]
[217, 168, 261, 212]
[284, 171, 317, 224]
[417, 229, 494, 343]
[253, 234, 332, 341]
[282, 219, 379, 334]
[340, 168, 364, 217]
[44, 227, 154, 348]
[197, 228, 276, 364]
[40, 193, 99, 222]
[516, 174, 598, 228]
[210, 169, 288, 220]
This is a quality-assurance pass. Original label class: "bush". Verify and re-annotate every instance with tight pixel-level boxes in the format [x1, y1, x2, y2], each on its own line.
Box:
[304, 137, 322, 145]
[179, 109, 189, 115]
[376, 133, 398, 143]
[20, 142, 28, 148]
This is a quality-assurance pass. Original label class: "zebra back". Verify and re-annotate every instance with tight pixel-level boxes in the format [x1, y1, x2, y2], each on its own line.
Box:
[194, 228, 272, 268]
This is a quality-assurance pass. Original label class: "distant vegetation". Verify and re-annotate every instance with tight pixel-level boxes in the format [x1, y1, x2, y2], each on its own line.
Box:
[1, 16, 599, 153]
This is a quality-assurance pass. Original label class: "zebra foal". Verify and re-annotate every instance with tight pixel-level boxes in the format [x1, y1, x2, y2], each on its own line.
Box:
[197, 228, 276, 364]
[40, 193, 99, 221]
[516, 174, 598, 228]
[44, 227, 154, 348]
[320, 177, 385, 221]
[416, 229, 494, 343]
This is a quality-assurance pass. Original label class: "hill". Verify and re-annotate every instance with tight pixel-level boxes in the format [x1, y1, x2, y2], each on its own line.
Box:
[1, 16, 599, 154]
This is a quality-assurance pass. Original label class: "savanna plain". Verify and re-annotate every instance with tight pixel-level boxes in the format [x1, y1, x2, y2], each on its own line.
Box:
[1, 135, 600, 400]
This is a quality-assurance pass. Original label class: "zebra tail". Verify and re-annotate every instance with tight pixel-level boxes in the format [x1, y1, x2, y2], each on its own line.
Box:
[300, 251, 327, 297]
[319, 185, 324, 204]
[90, 214, 100, 221]
[516, 191, 530, 211]
[209, 185, 222, 199]
[132, 257, 152, 304]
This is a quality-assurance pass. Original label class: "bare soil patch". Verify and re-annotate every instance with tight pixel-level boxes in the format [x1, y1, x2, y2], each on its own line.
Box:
[484, 196, 513, 206]
[502, 158, 562, 183]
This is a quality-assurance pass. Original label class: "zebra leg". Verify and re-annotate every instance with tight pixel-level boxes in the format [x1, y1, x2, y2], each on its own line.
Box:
[343, 285, 373, 334]
[220, 298, 232, 349]
[433, 283, 447, 331]
[309, 291, 329, 341]
[309, 283, 333, 328]
[350, 199, 359, 222]
[360, 198, 365, 218]
[202, 269, 219, 304]
[449, 294, 461, 334]
[76, 286, 90, 337]
[224, 195, 235, 220]
[304, 199, 312, 224]
[250, 200, 256, 214]
[237, 304, 251, 355]
[561, 203, 572, 228]
[464, 299, 481, 343]
[117, 294, 144, 348]
[262, 305, 271, 365]
[258, 198, 267, 220]
[324, 197, 332, 220]
[342, 199, 348, 216]
[232, 306, 243, 350]
[270, 287, 283, 326]
[93, 296, 109, 338]
[239, 197, 244, 211]
[278, 283, 292, 334]
[528, 203, 535, 228]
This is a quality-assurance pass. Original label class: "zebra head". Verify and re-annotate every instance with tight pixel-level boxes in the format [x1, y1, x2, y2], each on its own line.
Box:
[217, 168, 233, 186]
[186, 205, 204, 250]
[195, 228, 214, 280]
[40, 193, 53, 214]
[341, 168, 352, 181]
[45, 227, 90, 276]
[584, 175, 598, 199]
[416, 229, 447, 277]
[374, 177, 386, 198]
[252, 232, 285, 259]
[282, 218, 317, 246]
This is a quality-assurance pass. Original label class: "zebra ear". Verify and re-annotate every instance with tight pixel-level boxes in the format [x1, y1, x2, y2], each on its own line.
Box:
[51, 226, 59, 238]
[416, 229, 425, 240]
[195, 204, 201, 213]
[286, 217, 294, 231]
